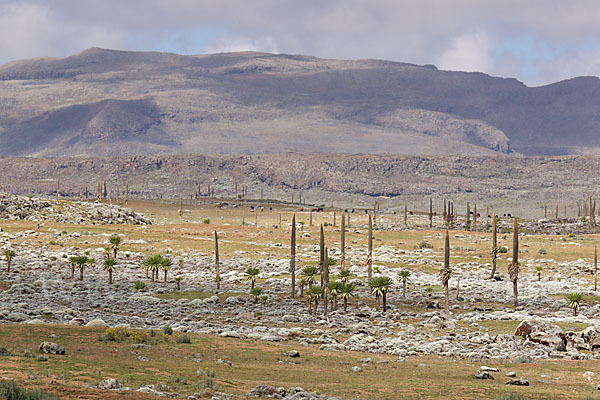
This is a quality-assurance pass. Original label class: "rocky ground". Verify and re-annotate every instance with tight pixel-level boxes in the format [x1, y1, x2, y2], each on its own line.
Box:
[4, 154, 600, 219]
[1, 198, 600, 398]
[0, 193, 152, 225]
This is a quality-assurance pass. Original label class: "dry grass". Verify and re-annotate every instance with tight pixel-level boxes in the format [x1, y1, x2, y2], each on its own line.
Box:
[0, 325, 599, 400]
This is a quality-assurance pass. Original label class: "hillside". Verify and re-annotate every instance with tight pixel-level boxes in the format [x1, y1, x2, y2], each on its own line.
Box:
[2, 153, 600, 218]
[0, 48, 599, 156]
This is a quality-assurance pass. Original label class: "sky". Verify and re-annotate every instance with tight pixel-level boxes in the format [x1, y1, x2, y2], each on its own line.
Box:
[1, 0, 600, 86]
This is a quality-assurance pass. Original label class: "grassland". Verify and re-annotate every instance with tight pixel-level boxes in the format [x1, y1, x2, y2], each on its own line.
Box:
[2, 199, 600, 399]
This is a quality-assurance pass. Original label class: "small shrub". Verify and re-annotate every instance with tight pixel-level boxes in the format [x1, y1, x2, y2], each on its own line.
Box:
[176, 334, 191, 344]
[23, 350, 36, 359]
[103, 326, 148, 344]
[104, 326, 130, 342]
[327, 257, 337, 266]
[538, 248, 547, 255]
[196, 367, 218, 390]
[417, 240, 433, 249]
[498, 246, 508, 253]
[134, 281, 146, 291]
[130, 330, 149, 344]
[0, 380, 59, 399]
[202, 218, 210, 224]
[163, 326, 173, 335]
[0, 346, 15, 356]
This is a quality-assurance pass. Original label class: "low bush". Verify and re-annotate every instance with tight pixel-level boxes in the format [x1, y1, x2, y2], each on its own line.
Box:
[417, 240, 433, 249]
[176, 334, 191, 344]
[0, 380, 59, 400]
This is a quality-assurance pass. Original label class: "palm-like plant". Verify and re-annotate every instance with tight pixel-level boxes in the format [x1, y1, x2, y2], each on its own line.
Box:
[369, 276, 393, 312]
[103, 258, 117, 284]
[109, 235, 121, 258]
[328, 281, 343, 310]
[307, 286, 322, 314]
[299, 276, 308, 297]
[535, 266, 543, 282]
[174, 276, 182, 290]
[567, 293, 583, 316]
[245, 267, 260, 290]
[368, 277, 382, 309]
[143, 254, 163, 282]
[339, 282, 356, 313]
[301, 266, 319, 288]
[68, 256, 78, 279]
[4, 249, 15, 273]
[74, 255, 92, 281]
[338, 269, 350, 283]
[398, 270, 411, 297]
[250, 287, 263, 303]
[161, 256, 172, 283]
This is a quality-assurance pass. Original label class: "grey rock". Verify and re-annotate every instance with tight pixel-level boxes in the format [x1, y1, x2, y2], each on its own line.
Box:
[98, 378, 129, 390]
[39, 342, 65, 355]
[506, 377, 529, 386]
[86, 318, 108, 327]
[137, 385, 180, 397]
[247, 385, 285, 398]
[475, 370, 494, 380]
[6, 312, 28, 322]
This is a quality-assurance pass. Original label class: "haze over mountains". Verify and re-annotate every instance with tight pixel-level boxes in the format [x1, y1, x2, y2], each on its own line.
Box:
[0, 47, 599, 157]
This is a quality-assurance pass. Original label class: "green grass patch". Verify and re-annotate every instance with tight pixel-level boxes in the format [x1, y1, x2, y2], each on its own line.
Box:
[0, 380, 59, 400]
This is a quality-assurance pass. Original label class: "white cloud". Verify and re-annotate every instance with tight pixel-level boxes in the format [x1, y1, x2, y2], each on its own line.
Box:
[437, 31, 494, 73]
[0, 2, 125, 63]
[1, 1, 600, 85]
[204, 35, 279, 54]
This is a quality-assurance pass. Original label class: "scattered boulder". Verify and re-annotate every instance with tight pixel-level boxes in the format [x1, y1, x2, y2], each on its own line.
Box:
[283, 350, 300, 358]
[506, 377, 529, 386]
[98, 378, 129, 391]
[580, 326, 600, 350]
[39, 342, 65, 355]
[475, 370, 494, 380]
[515, 320, 566, 351]
[247, 385, 285, 398]
[69, 317, 86, 326]
[6, 312, 28, 322]
[86, 318, 108, 327]
[137, 385, 179, 397]
[480, 366, 499, 372]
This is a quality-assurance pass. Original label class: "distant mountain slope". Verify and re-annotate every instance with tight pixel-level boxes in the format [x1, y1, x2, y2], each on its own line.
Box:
[0, 47, 598, 156]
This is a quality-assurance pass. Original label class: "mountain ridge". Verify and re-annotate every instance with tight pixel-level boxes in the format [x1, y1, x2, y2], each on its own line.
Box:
[0, 47, 598, 156]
